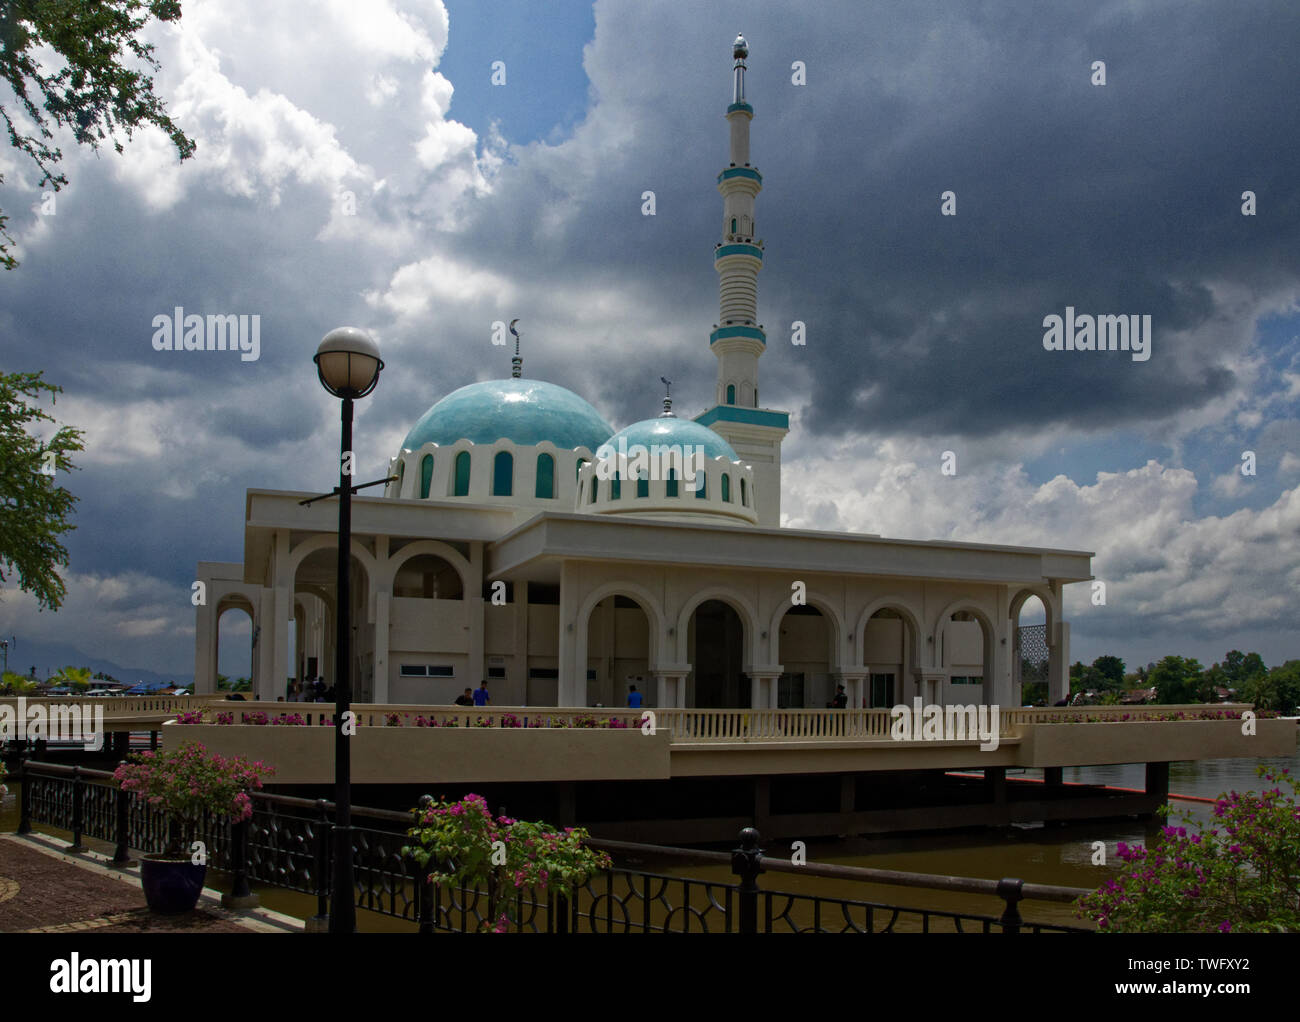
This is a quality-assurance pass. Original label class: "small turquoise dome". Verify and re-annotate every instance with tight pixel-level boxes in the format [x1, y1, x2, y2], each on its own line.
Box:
[602, 417, 739, 461]
[402, 379, 614, 452]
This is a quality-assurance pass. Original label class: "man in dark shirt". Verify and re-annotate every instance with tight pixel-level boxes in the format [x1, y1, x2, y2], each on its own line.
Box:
[454, 688, 474, 707]
[831, 685, 848, 708]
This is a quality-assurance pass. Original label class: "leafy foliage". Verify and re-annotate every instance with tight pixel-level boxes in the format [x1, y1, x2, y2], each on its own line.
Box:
[1077, 767, 1300, 932]
[0, 0, 195, 268]
[113, 740, 273, 856]
[0, 372, 84, 609]
[403, 793, 613, 927]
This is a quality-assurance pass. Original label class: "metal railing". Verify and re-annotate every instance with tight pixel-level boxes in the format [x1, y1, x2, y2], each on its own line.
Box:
[13, 760, 1092, 934]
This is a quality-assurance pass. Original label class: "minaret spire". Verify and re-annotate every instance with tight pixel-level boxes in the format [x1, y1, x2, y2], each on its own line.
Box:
[508, 318, 522, 378]
[712, 32, 764, 407]
[694, 35, 789, 528]
[659, 376, 674, 417]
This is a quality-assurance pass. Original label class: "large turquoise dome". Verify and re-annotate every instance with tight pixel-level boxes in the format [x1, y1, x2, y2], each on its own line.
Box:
[402, 379, 615, 452]
[602, 417, 739, 461]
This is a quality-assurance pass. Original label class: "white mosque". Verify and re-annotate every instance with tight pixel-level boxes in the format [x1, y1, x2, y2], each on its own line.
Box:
[194, 36, 1090, 712]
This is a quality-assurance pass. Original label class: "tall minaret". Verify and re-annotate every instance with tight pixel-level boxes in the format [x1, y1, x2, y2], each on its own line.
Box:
[694, 33, 789, 527]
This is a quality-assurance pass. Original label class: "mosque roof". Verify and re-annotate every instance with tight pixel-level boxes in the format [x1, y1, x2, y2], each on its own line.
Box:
[603, 416, 740, 462]
[401, 378, 614, 453]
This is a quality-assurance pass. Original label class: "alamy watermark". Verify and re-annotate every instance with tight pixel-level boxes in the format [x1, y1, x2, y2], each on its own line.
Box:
[0, 696, 104, 751]
[889, 698, 1000, 751]
[1042, 307, 1151, 362]
[592, 439, 706, 491]
[151, 307, 261, 362]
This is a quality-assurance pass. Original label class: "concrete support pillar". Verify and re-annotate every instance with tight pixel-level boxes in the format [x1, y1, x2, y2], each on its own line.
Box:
[753, 776, 771, 833]
[1145, 761, 1169, 802]
[835, 670, 868, 709]
[514, 582, 529, 705]
[556, 782, 576, 827]
[557, 563, 579, 706]
[194, 598, 216, 694]
[651, 668, 689, 709]
[467, 542, 485, 692]
[984, 767, 1007, 806]
[373, 591, 390, 704]
[839, 773, 856, 814]
[746, 669, 782, 709]
[269, 585, 291, 701]
[1049, 621, 1070, 704]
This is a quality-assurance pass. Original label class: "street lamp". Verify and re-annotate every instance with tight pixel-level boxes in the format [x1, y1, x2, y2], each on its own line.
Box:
[314, 326, 383, 934]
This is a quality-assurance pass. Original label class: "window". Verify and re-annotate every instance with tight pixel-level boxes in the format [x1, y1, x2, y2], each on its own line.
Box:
[400, 665, 454, 678]
[591, 478, 598, 503]
[730, 217, 737, 234]
[950, 676, 983, 685]
[419, 454, 433, 499]
[453, 451, 470, 496]
[666, 468, 678, 498]
[528, 667, 560, 680]
[721, 474, 731, 502]
[535, 453, 555, 499]
[487, 667, 506, 680]
[610, 472, 621, 500]
[740, 477, 747, 506]
[636, 473, 649, 498]
[493, 451, 513, 496]
[695, 472, 707, 499]
[726, 383, 736, 404]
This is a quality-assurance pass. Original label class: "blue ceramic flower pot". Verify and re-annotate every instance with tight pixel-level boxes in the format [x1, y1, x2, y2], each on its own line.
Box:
[140, 856, 207, 914]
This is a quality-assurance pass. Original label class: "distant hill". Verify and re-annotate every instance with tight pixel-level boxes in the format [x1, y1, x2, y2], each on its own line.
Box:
[5, 639, 193, 691]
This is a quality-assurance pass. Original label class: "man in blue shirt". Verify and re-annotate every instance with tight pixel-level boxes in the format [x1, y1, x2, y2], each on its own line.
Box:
[473, 681, 491, 706]
[627, 685, 643, 708]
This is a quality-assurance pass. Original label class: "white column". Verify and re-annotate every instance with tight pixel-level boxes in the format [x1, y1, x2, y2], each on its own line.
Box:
[374, 591, 390, 704]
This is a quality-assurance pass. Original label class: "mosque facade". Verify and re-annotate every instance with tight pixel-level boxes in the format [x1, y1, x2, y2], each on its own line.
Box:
[194, 36, 1090, 711]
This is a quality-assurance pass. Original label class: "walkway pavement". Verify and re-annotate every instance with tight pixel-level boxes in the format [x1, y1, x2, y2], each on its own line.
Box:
[0, 834, 302, 933]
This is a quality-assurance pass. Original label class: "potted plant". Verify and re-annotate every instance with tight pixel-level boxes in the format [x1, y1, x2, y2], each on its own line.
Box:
[114, 741, 273, 913]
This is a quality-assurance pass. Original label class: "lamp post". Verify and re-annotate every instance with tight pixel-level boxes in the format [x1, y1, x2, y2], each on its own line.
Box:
[314, 326, 383, 934]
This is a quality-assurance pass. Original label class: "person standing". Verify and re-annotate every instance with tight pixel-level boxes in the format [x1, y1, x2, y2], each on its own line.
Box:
[473, 681, 491, 707]
[831, 685, 848, 708]
[627, 684, 643, 708]
[454, 687, 474, 707]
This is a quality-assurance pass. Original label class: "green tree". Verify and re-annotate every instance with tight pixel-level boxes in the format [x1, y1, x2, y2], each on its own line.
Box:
[0, 372, 84, 609]
[1241, 661, 1300, 715]
[1, 669, 36, 693]
[0, 0, 195, 268]
[1149, 655, 1204, 704]
[1091, 655, 1126, 690]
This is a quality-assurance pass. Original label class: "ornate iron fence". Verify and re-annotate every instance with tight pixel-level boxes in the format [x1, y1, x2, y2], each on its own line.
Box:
[15, 761, 1091, 934]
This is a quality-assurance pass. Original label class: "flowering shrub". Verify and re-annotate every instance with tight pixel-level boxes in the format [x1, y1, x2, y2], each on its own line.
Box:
[270, 713, 305, 726]
[215, 711, 234, 725]
[474, 716, 494, 728]
[0, 759, 7, 799]
[1076, 767, 1300, 932]
[114, 741, 274, 857]
[402, 793, 612, 931]
[241, 711, 269, 726]
[385, 713, 403, 727]
[175, 710, 204, 724]
[1042, 709, 1276, 724]
[500, 713, 523, 728]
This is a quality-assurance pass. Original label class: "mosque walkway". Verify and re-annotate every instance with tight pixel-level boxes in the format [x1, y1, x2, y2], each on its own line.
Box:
[0, 834, 299, 934]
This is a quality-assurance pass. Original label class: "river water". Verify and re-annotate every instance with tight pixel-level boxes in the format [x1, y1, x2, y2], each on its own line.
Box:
[3, 745, 1296, 931]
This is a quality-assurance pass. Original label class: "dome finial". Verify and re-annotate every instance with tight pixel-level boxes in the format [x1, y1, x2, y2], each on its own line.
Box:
[659, 376, 675, 417]
[508, 318, 522, 378]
